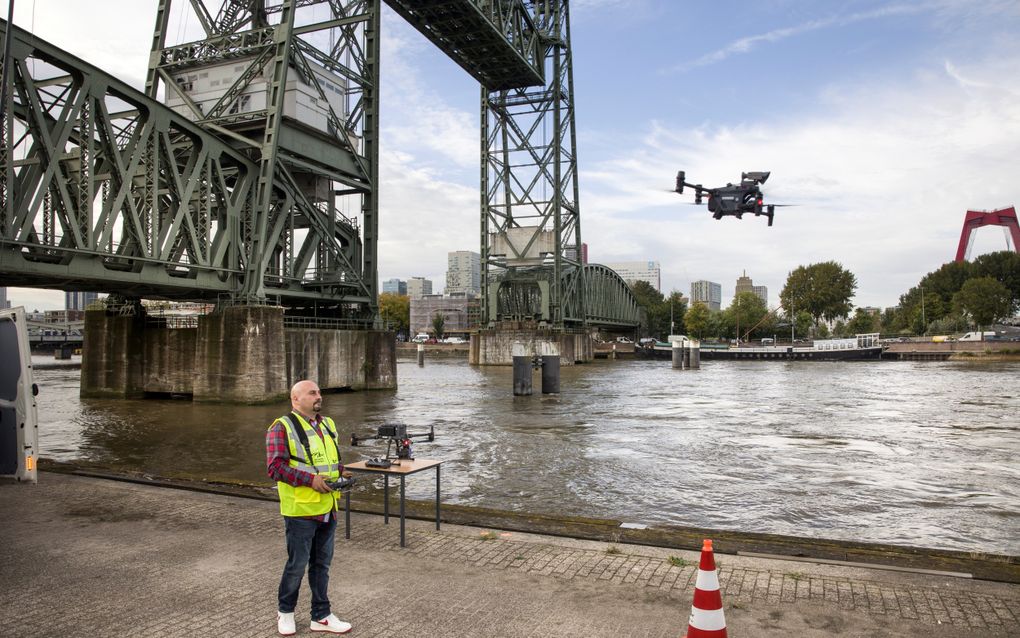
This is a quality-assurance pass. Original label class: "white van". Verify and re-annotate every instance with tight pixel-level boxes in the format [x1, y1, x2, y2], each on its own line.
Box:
[0, 307, 39, 483]
[959, 331, 995, 342]
[411, 333, 430, 343]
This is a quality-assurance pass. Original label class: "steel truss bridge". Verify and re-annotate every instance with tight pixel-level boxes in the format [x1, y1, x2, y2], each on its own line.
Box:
[0, 1, 640, 330]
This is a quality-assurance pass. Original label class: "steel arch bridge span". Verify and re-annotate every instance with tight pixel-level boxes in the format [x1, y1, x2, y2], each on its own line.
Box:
[567, 264, 641, 329]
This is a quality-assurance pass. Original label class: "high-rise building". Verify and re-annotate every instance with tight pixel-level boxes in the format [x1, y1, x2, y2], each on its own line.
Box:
[407, 277, 433, 299]
[735, 270, 754, 296]
[690, 280, 722, 311]
[604, 261, 661, 292]
[382, 278, 407, 295]
[0, 287, 9, 309]
[445, 250, 481, 295]
[65, 291, 99, 311]
[734, 271, 767, 305]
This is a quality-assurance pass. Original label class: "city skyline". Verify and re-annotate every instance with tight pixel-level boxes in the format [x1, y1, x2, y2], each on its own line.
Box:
[3, 1, 1019, 312]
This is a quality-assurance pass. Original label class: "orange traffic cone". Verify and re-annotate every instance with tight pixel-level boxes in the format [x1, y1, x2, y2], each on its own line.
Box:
[683, 539, 727, 638]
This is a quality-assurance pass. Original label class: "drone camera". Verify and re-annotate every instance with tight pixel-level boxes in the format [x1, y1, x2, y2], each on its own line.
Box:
[376, 424, 406, 439]
[741, 171, 770, 184]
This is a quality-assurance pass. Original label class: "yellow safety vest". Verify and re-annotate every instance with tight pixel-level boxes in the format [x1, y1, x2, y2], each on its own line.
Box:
[272, 413, 342, 517]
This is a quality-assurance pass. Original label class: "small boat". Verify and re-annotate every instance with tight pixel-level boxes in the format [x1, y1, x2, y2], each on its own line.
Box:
[638, 333, 884, 361]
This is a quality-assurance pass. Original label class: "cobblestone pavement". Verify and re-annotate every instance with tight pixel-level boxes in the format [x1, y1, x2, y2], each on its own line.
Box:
[1, 473, 1017, 637]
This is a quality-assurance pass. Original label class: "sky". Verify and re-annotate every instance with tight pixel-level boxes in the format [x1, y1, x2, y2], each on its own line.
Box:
[5, 0, 1020, 312]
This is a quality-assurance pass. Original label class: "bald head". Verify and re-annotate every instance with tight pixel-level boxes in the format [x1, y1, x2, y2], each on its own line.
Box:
[291, 380, 322, 418]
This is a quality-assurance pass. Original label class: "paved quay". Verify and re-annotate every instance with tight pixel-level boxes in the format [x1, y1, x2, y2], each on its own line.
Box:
[1, 473, 1017, 637]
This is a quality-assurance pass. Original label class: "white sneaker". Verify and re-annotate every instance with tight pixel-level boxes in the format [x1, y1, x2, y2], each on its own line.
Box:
[311, 613, 352, 634]
[277, 611, 296, 636]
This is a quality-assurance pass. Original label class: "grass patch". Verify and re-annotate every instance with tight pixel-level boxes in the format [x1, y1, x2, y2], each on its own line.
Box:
[478, 531, 499, 541]
[668, 555, 695, 568]
[605, 545, 622, 555]
[786, 571, 806, 581]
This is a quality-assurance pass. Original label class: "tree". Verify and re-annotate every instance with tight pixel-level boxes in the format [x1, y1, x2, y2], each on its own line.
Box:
[896, 260, 972, 332]
[378, 293, 410, 336]
[665, 290, 687, 336]
[790, 310, 813, 340]
[972, 251, 1020, 314]
[627, 281, 686, 339]
[926, 314, 968, 335]
[953, 277, 1012, 330]
[685, 302, 710, 338]
[882, 306, 906, 334]
[724, 291, 770, 341]
[779, 261, 857, 328]
[629, 280, 664, 337]
[845, 308, 879, 335]
[431, 311, 446, 340]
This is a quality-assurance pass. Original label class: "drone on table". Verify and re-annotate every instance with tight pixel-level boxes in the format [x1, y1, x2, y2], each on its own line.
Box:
[673, 170, 791, 226]
[350, 423, 435, 467]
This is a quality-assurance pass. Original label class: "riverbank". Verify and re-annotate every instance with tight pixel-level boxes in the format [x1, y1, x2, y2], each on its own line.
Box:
[2, 471, 1016, 637]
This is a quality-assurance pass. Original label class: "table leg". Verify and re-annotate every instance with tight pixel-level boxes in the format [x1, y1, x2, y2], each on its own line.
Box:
[344, 490, 350, 539]
[384, 474, 389, 524]
[435, 465, 441, 531]
[400, 474, 406, 548]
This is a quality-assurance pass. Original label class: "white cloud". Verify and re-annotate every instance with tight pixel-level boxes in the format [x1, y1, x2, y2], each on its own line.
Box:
[673, 4, 925, 71]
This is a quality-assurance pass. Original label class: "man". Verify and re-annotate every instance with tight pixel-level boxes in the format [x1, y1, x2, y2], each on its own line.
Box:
[267, 379, 353, 635]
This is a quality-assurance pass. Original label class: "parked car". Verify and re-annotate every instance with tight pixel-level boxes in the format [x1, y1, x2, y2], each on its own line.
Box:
[443, 337, 468, 344]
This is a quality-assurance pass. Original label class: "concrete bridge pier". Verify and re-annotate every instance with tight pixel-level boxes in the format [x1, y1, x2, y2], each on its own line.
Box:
[82, 306, 397, 403]
[470, 328, 593, 366]
[193, 306, 288, 403]
[80, 310, 148, 399]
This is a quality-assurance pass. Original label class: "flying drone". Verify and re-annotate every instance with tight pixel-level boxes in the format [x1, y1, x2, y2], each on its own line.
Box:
[673, 170, 792, 226]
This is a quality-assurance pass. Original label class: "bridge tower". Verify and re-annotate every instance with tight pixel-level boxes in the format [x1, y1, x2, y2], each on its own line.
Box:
[481, 0, 584, 331]
[954, 206, 1020, 262]
[145, 0, 380, 317]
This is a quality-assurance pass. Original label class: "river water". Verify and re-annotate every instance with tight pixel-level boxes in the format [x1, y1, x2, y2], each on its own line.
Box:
[30, 355, 1020, 555]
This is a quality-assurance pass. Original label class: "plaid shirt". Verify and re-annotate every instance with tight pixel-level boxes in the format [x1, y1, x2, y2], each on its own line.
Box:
[266, 413, 343, 521]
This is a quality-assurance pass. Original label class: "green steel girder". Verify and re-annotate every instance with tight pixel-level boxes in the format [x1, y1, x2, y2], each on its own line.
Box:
[0, 15, 375, 315]
[383, 0, 544, 91]
[568, 264, 642, 329]
[144, 0, 380, 315]
[489, 263, 641, 328]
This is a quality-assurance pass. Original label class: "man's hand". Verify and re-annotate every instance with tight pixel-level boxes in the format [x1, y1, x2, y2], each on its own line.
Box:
[310, 474, 331, 493]
[341, 470, 353, 478]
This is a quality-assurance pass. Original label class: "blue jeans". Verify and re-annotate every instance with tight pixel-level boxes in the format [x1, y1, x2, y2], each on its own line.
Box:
[278, 515, 336, 619]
